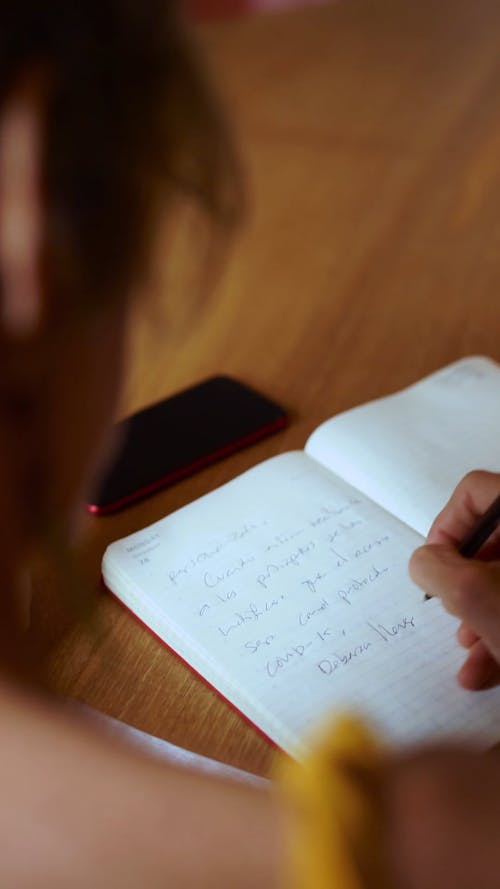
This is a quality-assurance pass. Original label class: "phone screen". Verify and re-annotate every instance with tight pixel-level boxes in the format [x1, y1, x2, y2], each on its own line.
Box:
[87, 376, 287, 514]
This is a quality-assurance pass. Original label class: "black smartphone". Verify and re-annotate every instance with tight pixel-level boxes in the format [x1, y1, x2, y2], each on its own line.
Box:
[87, 376, 287, 514]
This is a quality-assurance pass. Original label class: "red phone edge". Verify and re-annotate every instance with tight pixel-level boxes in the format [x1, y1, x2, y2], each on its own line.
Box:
[87, 414, 288, 516]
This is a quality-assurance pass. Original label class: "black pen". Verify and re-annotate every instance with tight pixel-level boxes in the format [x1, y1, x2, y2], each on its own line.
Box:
[458, 493, 500, 557]
[424, 493, 500, 600]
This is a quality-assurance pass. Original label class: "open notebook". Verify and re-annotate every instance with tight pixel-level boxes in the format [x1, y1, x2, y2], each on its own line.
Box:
[103, 356, 500, 756]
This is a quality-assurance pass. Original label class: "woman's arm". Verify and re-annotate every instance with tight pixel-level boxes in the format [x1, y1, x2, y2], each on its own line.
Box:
[384, 744, 500, 889]
[0, 680, 284, 889]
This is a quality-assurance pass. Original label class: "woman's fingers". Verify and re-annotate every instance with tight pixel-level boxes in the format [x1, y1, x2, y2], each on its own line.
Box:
[427, 471, 500, 551]
[410, 543, 500, 663]
[457, 638, 500, 690]
[456, 621, 479, 649]
[411, 473, 500, 690]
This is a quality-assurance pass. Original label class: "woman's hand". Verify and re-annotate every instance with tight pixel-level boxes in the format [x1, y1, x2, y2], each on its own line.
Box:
[410, 470, 500, 689]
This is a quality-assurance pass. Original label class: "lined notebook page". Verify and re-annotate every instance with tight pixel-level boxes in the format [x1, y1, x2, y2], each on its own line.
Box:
[306, 356, 500, 537]
[103, 451, 500, 755]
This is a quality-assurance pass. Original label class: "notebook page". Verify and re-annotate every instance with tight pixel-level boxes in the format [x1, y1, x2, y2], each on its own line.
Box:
[103, 450, 500, 754]
[305, 356, 500, 537]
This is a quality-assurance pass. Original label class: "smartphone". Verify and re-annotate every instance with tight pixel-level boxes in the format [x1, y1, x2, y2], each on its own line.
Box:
[87, 375, 287, 514]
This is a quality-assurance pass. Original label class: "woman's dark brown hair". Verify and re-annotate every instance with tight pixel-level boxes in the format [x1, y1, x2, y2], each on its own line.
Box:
[0, 0, 238, 308]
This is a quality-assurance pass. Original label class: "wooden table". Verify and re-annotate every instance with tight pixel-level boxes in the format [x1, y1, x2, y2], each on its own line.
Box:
[36, 0, 500, 777]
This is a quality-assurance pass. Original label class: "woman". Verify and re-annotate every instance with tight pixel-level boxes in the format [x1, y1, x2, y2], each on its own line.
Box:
[2, 2, 500, 887]
[0, 4, 283, 886]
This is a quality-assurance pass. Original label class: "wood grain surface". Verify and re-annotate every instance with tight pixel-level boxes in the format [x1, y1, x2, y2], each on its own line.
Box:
[34, 0, 500, 777]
